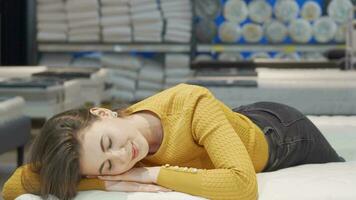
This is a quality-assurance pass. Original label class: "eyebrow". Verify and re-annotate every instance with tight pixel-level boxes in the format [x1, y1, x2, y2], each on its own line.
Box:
[99, 136, 105, 174]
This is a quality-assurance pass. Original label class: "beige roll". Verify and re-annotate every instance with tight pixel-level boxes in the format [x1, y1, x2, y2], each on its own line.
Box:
[218, 21, 242, 43]
[265, 20, 288, 43]
[274, 0, 300, 23]
[242, 23, 263, 43]
[301, 1, 321, 21]
[313, 17, 337, 43]
[223, 0, 248, 23]
[289, 18, 312, 43]
[248, 0, 272, 23]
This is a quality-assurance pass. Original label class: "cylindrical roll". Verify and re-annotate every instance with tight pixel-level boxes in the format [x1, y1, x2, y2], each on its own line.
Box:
[218, 52, 244, 61]
[334, 24, 347, 42]
[301, 52, 327, 61]
[223, 0, 248, 23]
[327, 0, 353, 24]
[274, 52, 301, 61]
[289, 19, 312, 43]
[248, 0, 272, 23]
[265, 20, 288, 43]
[242, 23, 263, 43]
[249, 52, 270, 60]
[218, 21, 242, 43]
[196, 19, 217, 43]
[301, 1, 321, 21]
[195, 0, 221, 19]
[313, 17, 337, 43]
[274, 0, 300, 23]
[195, 54, 214, 62]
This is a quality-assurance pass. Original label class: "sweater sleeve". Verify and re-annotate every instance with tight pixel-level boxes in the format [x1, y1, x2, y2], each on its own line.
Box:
[156, 86, 258, 200]
[2, 165, 105, 200]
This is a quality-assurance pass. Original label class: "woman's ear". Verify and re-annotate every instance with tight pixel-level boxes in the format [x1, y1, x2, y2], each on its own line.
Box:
[90, 107, 114, 118]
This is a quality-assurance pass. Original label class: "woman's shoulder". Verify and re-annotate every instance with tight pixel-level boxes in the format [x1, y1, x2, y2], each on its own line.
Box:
[169, 83, 210, 94]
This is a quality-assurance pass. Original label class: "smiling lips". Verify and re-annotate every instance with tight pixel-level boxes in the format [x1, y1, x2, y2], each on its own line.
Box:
[131, 142, 138, 160]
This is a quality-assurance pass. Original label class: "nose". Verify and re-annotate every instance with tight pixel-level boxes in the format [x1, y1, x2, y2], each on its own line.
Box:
[108, 147, 128, 163]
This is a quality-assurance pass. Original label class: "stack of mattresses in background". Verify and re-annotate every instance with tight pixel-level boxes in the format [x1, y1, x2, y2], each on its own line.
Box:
[38, 53, 73, 67]
[71, 55, 102, 68]
[101, 0, 132, 42]
[0, 97, 26, 124]
[66, 0, 101, 42]
[164, 54, 192, 89]
[32, 67, 108, 106]
[136, 59, 164, 100]
[101, 54, 142, 102]
[130, 0, 163, 42]
[0, 96, 30, 166]
[36, 0, 68, 42]
[0, 67, 84, 118]
[194, 69, 356, 115]
[161, 0, 192, 43]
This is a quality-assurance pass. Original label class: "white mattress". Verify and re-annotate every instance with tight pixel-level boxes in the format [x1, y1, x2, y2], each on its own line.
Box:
[0, 97, 25, 124]
[14, 116, 356, 200]
[204, 69, 356, 115]
[0, 66, 107, 106]
[15, 161, 356, 200]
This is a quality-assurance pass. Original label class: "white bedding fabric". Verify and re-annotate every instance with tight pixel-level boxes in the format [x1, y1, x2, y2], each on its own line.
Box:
[15, 162, 356, 200]
[15, 115, 356, 200]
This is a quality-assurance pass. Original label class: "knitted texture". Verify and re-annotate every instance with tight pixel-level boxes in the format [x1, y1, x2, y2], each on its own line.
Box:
[2, 83, 268, 200]
[125, 83, 268, 200]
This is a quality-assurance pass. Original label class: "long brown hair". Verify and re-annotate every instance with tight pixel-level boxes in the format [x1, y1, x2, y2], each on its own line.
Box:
[22, 107, 129, 200]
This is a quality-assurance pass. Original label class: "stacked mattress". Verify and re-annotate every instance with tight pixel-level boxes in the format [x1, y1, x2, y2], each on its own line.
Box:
[32, 67, 108, 105]
[192, 69, 356, 115]
[0, 97, 25, 124]
[0, 96, 31, 157]
[13, 115, 356, 200]
[0, 66, 108, 118]
[0, 77, 81, 119]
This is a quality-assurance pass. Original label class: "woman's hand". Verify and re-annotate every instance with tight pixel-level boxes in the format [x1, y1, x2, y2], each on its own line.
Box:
[105, 181, 172, 192]
[98, 167, 161, 184]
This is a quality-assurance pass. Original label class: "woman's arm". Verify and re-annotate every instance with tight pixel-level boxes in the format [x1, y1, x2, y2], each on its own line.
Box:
[2, 165, 169, 200]
[1, 165, 104, 200]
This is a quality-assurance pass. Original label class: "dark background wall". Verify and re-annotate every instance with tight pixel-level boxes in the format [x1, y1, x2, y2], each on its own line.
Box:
[0, 0, 36, 66]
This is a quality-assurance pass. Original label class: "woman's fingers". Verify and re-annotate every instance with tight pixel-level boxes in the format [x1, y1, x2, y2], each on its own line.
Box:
[105, 181, 172, 192]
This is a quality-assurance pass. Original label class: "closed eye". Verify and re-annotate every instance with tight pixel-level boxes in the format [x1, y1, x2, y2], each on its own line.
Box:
[108, 136, 112, 150]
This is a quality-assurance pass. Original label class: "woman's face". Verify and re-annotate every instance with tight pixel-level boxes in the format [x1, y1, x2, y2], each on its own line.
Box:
[79, 109, 149, 176]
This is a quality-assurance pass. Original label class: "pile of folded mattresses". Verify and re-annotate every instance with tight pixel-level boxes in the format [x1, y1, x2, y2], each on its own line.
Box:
[66, 0, 101, 42]
[0, 97, 30, 166]
[191, 68, 356, 115]
[0, 66, 107, 119]
[136, 59, 165, 100]
[0, 76, 80, 119]
[101, 53, 142, 102]
[36, 0, 68, 42]
[32, 67, 108, 106]
[164, 54, 193, 89]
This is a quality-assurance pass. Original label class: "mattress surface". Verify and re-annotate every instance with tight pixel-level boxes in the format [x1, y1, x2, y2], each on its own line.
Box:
[15, 162, 356, 200]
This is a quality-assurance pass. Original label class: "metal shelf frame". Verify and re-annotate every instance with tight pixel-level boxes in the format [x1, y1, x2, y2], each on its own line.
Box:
[38, 43, 191, 53]
[197, 44, 346, 53]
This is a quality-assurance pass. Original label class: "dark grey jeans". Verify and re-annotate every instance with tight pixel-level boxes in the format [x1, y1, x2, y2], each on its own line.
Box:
[232, 102, 345, 172]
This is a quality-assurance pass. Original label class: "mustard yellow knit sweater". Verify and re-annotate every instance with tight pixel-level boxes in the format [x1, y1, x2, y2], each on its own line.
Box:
[2, 83, 269, 200]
